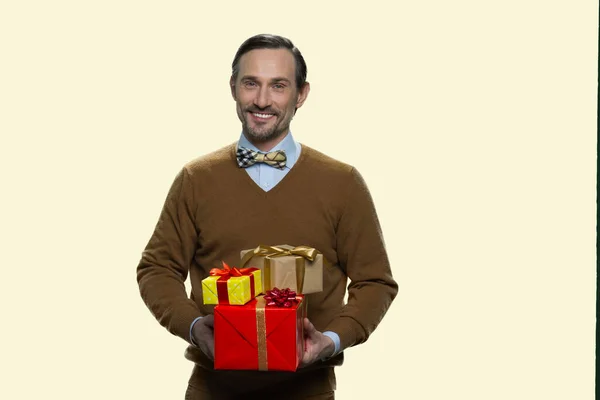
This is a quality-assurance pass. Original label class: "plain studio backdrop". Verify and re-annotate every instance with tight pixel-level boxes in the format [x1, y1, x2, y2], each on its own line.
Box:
[0, 1, 596, 399]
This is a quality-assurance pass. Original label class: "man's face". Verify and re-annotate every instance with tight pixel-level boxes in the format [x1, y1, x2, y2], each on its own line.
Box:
[231, 48, 309, 143]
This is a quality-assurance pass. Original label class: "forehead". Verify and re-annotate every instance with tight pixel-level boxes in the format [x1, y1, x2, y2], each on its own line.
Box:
[237, 48, 296, 81]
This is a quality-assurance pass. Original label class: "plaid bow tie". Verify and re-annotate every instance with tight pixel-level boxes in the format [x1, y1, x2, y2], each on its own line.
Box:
[236, 147, 287, 169]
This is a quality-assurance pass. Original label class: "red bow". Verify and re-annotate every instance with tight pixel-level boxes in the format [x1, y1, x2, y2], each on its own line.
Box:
[210, 261, 256, 277]
[263, 287, 299, 308]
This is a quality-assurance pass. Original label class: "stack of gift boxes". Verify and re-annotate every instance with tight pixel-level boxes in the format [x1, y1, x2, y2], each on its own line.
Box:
[201, 245, 324, 372]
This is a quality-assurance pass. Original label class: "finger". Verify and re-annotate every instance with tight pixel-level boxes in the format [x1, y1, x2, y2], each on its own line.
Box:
[300, 350, 313, 368]
[199, 334, 215, 361]
[203, 314, 214, 328]
[208, 341, 215, 360]
[303, 318, 317, 336]
[299, 357, 309, 368]
[298, 357, 307, 368]
[301, 342, 320, 368]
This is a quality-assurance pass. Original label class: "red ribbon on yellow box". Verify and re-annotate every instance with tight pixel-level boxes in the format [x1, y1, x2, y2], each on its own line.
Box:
[202, 261, 262, 305]
[210, 262, 259, 299]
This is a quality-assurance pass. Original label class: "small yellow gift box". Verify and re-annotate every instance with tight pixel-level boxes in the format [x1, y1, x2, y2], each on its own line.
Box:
[202, 262, 262, 305]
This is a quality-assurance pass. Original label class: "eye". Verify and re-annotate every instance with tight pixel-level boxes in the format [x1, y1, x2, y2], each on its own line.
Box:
[273, 83, 285, 90]
[243, 81, 257, 88]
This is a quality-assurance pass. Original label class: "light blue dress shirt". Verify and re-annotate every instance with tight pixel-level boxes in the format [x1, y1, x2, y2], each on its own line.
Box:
[237, 130, 301, 191]
[190, 132, 341, 358]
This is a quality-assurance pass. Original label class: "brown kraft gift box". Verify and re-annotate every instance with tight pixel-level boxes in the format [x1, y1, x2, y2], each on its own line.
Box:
[240, 244, 324, 294]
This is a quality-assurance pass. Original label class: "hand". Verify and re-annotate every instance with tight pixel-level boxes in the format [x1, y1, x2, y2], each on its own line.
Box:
[299, 317, 335, 368]
[191, 314, 215, 360]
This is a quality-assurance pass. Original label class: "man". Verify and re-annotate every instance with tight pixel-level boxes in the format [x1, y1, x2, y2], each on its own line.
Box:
[137, 34, 398, 399]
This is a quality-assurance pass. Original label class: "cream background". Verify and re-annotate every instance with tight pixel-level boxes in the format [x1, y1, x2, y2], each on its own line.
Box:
[0, 1, 596, 399]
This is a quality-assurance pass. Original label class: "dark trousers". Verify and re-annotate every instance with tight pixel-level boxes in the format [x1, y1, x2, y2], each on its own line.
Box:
[185, 365, 336, 400]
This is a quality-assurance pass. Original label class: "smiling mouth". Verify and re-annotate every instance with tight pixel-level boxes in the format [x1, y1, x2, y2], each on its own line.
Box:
[250, 112, 275, 119]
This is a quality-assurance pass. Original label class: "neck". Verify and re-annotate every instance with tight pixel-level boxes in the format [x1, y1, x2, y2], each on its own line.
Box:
[243, 131, 289, 152]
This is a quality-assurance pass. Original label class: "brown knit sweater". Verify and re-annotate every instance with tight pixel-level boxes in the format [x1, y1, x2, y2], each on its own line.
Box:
[136, 142, 398, 386]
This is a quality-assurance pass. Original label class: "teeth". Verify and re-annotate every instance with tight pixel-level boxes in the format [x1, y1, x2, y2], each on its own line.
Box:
[253, 113, 273, 119]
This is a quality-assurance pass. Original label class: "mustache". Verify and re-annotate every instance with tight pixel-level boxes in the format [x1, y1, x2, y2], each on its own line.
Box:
[245, 107, 279, 115]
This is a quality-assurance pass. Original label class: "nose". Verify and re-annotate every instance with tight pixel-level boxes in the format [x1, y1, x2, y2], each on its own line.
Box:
[253, 86, 271, 109]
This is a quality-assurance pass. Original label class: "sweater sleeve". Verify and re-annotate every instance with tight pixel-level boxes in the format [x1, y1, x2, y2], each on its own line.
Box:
[323, 167, 398, 350]
[136, 167, 202, 344]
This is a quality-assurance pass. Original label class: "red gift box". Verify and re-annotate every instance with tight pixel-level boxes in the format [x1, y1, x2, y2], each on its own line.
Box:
[214, 292, 306, 372]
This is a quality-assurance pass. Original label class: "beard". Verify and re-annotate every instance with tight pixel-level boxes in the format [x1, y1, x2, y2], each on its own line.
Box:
[242, 120, 281, 142]
[237, 105, 291, 143]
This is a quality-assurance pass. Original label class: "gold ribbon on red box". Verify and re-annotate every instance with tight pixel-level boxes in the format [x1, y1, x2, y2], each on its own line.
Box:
[214, 290, 306, 372]
[254, 292, 305, 371]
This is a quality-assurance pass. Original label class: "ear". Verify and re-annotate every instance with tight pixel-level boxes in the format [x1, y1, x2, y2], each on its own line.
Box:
[229, 76, 237, 100]
[295, 82, 310, 109]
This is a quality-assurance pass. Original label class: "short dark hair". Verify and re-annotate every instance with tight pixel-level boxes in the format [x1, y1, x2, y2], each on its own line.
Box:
[231, 34, 307, 90]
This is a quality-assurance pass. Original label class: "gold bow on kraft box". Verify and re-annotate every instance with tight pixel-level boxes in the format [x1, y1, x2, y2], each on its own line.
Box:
[240, 244, 324, 294]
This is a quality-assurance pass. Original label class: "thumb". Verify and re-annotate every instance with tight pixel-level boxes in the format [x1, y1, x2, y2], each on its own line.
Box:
[203, 314, 214, 328]
[303, 317, 317, 338]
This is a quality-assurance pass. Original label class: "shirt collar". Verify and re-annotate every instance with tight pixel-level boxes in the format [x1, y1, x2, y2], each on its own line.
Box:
[237, 131, 299, 167]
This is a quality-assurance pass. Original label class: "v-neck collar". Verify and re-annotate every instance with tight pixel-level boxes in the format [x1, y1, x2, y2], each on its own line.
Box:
[230, 142, 309, 197]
